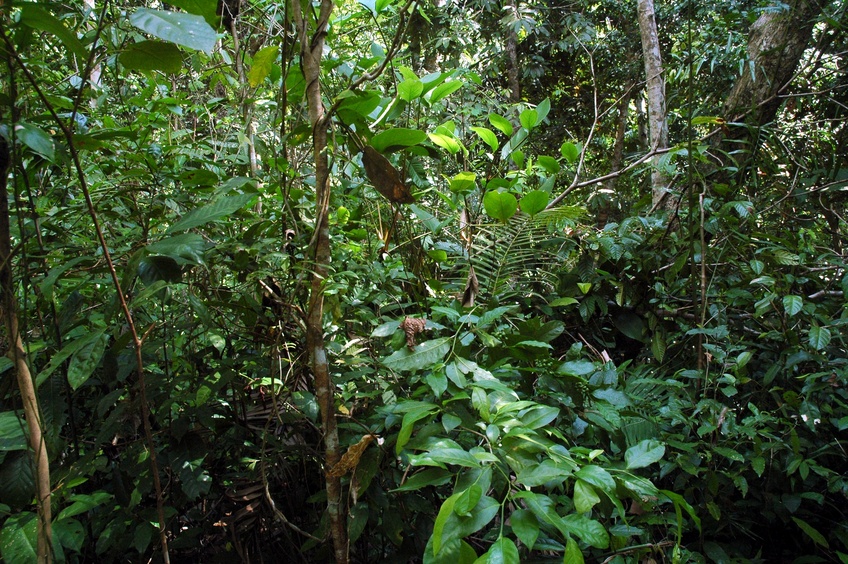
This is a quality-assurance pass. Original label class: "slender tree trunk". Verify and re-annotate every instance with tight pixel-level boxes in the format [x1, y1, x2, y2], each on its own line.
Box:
[598, 89, 633, 227]
[505, 0, 521, 102]
[637, 0, 671, 209]
[0, 135, 53, 564]
[292, 0, 348, 561]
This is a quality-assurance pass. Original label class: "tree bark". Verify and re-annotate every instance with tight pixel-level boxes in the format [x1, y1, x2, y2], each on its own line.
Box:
[504, 0, 521, 102]
[637, 0, 671, 209]
[292, 0, 348, 561]
[0, 134, 53, 564]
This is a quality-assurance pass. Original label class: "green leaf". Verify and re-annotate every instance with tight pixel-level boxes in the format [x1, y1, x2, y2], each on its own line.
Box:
[395, 402, 439, 453]
[574, 465, 615, 493]
[167, 192, 257, 233]
[57, 492, 113, 520]
[0, 411, 27, 452]
[0, 512, 37, 563]
[470, 127, 499, 152]
[392, 468, 453, 492]
[573, 480, 600, 513]
[808, 325, 832, 350]
[560, 142, 579, 163]
[248, 45, 279, 87]
[550, 297, 578, 307]
[412, 447, 480, 469]
[120, 41, 184, 73]
[433, 495, 498, 555]
[536, 155, 560, 174]
[564, 536, 585, 564]
[536, 98, 551, 123]
[449, 171, 477, 194]
[37, 328, 107, 387]
[482, 536, 519, 564]
[782, 295, 803, 316]
[520, 108, 538, 130]
[454, 485, 483, 516]
[428, 133, 463, 154]
[625, 439, 665, 469]
[68, 331, 109, 390]
[53, 517, 85, 553]
[562, 514, 609, 548]
[488, 114, 513, 136]
[15, 122, 54, 162]
[516, 460, 574, 488]
[510, 509, 539, 549]
[483, 191, 518, 222]
[383, 337, 451, 372]
[19, 5, 87, 61]
[751, 456, 766, 477]
[429, 80, 464, 104]
[168, 0, 220, 25]
[792, 517, 829, 548]
[651, 329, 667, 363]
[129, 9, 217, 54]
[519, 190, 549, 216]
[138, 255, 182, 285]
[398, 78, 424, 101]
[371, 128, 428, 153]
[712, 446, 744, 463]
[520, 405, 559, 429]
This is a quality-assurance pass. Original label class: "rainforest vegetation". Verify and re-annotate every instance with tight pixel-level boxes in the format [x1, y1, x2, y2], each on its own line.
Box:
[0, 0, 847, 562]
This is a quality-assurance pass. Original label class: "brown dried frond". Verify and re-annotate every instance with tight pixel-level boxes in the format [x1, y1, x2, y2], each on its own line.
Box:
[362, 146, 415, 204]
[399, 317, 426, 349]
[326, 434, 377, 478]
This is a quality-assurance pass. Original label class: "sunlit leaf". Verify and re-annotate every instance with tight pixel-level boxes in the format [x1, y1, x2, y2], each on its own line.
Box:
[248, 45, 279, 87]
[483, 191, 518, 222]
[625, 439, 665, 469]
[129, 9, 217, 53]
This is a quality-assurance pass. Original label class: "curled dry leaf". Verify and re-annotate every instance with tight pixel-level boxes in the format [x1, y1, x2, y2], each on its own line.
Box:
[362, 146, 415, 204]
[326, 434, 377, 478]
[399, 316, 427, 348]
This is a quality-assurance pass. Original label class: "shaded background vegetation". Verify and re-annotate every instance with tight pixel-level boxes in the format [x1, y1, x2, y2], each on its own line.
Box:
[0, 0, 846, 562]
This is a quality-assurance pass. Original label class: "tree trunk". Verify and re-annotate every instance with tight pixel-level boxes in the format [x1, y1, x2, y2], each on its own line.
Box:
[292, 0, 348, 561]
[504, 0, 521, 102]
[637, 0, 671, 210]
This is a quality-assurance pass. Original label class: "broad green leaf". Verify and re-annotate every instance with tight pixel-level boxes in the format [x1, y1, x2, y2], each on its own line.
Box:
[514, 491, 570, 539]
[808, 325, 832, 350]
[413, 448, 480, 469]
[371, 320, 401, 337]
[562, 514, 609, 548]
[449, 171, 477, 194]
[782, 295, 803, 316]
[536, 98, 551, 123]
[138, 255, 182, 285]
[557, 360, 595, 376]
[396, 402, 439, 453]
[167, 192, 257, 233]
[470, 127, 499, 152]
[19, 5, 86, 61]
[574, 465, 615, 492]
[483, 191, 518, 222]
[520, 405, 559, 429]
[168, 0, 219, 25]
[248, 45, 279, 87]
[560, 141, 579, 163]
[53, 517, 85, 553]
[0, 412, 27, 451]
[429, 80, 464, 104]
[68, 331, 109, 390]
[0, 512, 37, 564]
[481, 536, 519, 564]
[120, 41, 183, 73]
[624, 439, 665, 469]
[573, 480, 600, 513]
[130, 9, 217, 54]
[516, 460, 572, 487]
[392, 468, 453, 492]
[550, 297, 578, 307]
[564, 536, 584, 564]
[792, 517, 829, 548]
[433, 495, 498, 555]
[510, 509, 539, 549]
[751, 456, 766, 477]
[455, 484, 482, 516]
[651, 329, 667, 363]
[536, 155, 560, 174]
[15, 122, 54, 162]
[488, 114, 513, 136]
[428, 133, 463, 154]
[58, 492, 113, 520]
[371, 128, 428, 153]
[398, 78, 424, 101]
[383, 337, 451, 372]
[519, 190, 549, 215]
[37, 328, 107, 387]
[520, 108, 539, 130]
[427, 371, 448, 396]
[712, 446, 744, 463]
[338, 90, 381, 120]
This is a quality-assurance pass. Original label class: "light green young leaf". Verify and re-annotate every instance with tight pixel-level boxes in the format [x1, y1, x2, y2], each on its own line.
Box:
[248, 45, 279, 87]
[563, 536, 584, 564]
[483, 191, 518, 222]
[488, 114, 513, 136]
[130, 9, 217, 53]
[573, 480, 600, 513]
[429, 80, 463, 104]
[481, 536, 519, 564]
[519, 190, 549, 216]
[470, 127, 499, 152]
[560, 142, 579, 163]
[449, 171, 477, 194]
[398, 78, 424, 101]
[520, 108, 539, 131]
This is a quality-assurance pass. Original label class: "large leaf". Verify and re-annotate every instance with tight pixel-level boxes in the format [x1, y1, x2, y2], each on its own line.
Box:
[510, 509, 539, 549]
[36, 328, 107, 387]
[68, 331, 109, 390]
[488, 113, 513, 136]
[519, 190, 549, 216]
[167, 192, 256, 233]
[248, 45, 279, 87]
[398, 78, 424, 101]
[383, 337, 451, 372]
[120, 41, 183, 73]
[483, 191, 518, 222]
[470, 126, 499, 152]
[449, 171, 477, 194]
[370, 128, 427, 153]
[429, 80, 463, 104]
[129, 9, 217, 54]
[0, 512, 37, 563]
[15, 122, 54, 162]
[432, 494, 498, 555]
[808, 325, 832, 350]
[624, 439, 665, 469]
[0, 411, 27, 451]
[19, 5, 86, 61]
